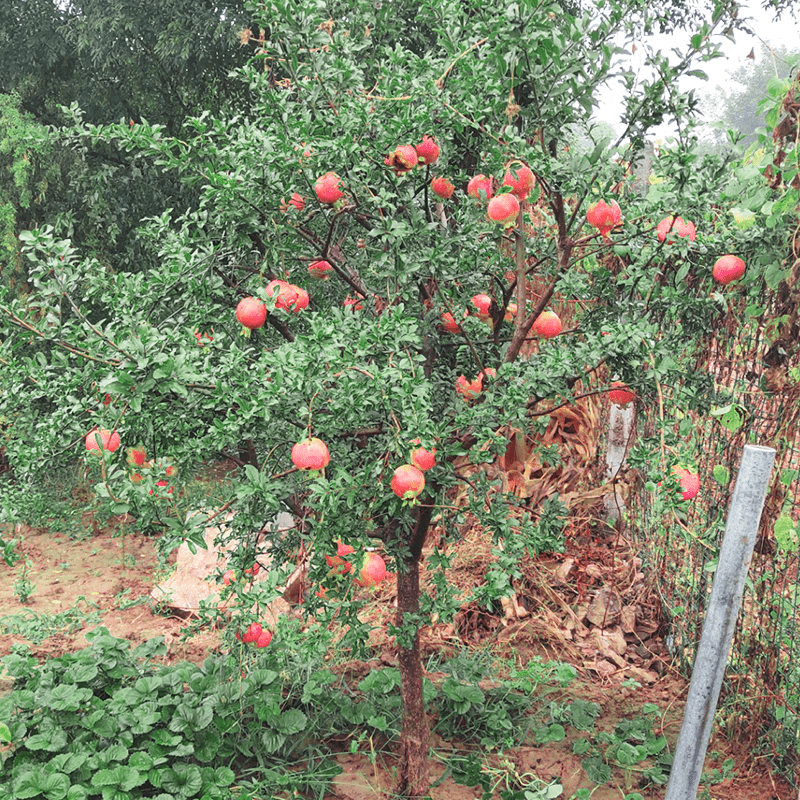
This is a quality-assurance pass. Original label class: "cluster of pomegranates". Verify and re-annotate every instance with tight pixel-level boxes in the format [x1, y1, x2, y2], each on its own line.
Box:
[324, 542, 388, 588]
[586, 200, 746, 285]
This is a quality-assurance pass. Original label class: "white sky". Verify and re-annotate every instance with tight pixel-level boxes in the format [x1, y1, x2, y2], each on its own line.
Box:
[597, 2, 800, 138]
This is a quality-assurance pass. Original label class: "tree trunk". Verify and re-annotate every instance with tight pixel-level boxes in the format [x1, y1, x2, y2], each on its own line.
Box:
[395, 503, 435, 798]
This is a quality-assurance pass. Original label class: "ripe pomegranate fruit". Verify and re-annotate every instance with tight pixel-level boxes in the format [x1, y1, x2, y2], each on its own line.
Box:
[712, 255, 745, 285]
[471, 293, 493, 323]
[354, 552, 387, 587]
[456, 375, 481, 401]
[326, 541, 355, 575]
[504, 303, 518, 323]
[291, 437, 330, 470]
[502, 162, 535, 199]
[255, 629, 272, 648]
[431, 176, 455, 199]
[586, 199, 622, 238]
[314, 172, 344, 204]
[441, 311, 462, 334]
[467, 174, 493, 201]
[244, 561, 261, 577]
[656, 215, 696, 244]
[410, 439, 436, 471]
[415, 135, 440, 165]
[308, 260, 333, 280]
[608, 381, 635, 406]
[487, 193, 520, 226]
[391, 464, 426, 500]
[385, 145, 418, 174]
[456, 368, 496, 401]
[292, 286, 310, 312]
[85, 429, 121, 454]
[236, 297, 267, 331]
[266, 279, 299, 310]
[126, 446, 147, 468]
[242, 622, 263, 644]
[670, 466, 700, 501]
[222, 569, 235, 585]
[532, 310, 562, 338]
[282, 193, 305, 212]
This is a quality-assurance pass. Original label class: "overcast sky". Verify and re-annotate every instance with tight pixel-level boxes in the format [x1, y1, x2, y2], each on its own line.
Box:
[598, 2, 800, 139]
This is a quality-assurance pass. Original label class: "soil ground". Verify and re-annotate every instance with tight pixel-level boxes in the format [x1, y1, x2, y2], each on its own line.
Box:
[0, 512, 794, 800]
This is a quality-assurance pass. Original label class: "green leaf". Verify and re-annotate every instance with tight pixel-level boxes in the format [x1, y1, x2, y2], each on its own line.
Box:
[275, 708, 307, 735]
[214, 766, 236, 787]
[0, 722, 11, 743]
[774, 516, 799, 553]
[161, 764, 203, 796]
[712, 465, 730, 485]
[582, 754, 612, 784]
[14, 772, 70, 800]
[710, 404, 746, 433]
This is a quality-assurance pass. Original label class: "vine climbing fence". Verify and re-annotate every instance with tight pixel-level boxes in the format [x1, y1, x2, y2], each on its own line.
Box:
[623, 266, 800, 785]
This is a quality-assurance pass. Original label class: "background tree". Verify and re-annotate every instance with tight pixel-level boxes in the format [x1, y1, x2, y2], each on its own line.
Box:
[704, 43, 800, 146]
[0, 0, 255, 282]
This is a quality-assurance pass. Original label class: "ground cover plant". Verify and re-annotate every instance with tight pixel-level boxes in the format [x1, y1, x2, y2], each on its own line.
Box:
[1, 0, 799, 796]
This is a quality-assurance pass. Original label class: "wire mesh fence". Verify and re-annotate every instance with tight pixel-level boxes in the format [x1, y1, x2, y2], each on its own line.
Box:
[624, 295, 800, 786]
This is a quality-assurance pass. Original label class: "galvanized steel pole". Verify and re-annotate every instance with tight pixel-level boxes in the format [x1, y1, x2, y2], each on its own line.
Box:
[664, 444, 776, 800]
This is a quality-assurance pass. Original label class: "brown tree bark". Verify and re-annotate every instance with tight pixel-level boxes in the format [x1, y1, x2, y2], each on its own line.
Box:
[395, 502, 435, 798]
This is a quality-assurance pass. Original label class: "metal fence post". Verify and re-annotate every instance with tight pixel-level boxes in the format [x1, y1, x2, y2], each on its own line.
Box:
[664, 444, 776, 800]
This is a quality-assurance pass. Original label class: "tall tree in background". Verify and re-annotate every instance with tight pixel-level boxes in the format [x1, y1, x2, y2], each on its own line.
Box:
[0, 0, 255, 287]
[705, 44, 800, 146]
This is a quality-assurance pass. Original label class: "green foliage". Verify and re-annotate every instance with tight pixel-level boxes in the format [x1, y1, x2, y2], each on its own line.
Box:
[1, 626, 675, 799]
[0, 94, 57, 295]
[1, 0, 799, 793]
[0, 599, 103, 645]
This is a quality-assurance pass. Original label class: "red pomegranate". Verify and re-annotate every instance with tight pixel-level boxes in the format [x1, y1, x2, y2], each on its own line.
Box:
[291, 437, 330, 470]
[712, 255, 745, 285]
[291, 286, 310, 312]
[281, 193, 305, 213]
[410, 439, 436, 471]
[85, 429, 121, 454]
[502, 162, 535, 200]
[415, 135, 440, 165]
[126, 445, 147, 468]
[314, 172, 344, 204]
[586, 199, 622, 238]
[265, 279, 299, 311]
[236, 297, 267, 331]
[390, 464, 426, 500]
[656, 215, 696, 244]
[467, 174, 493, 201]
[354, 552, 387, 587]
[308, 260, 333, 280]
[471, 293, 493, 323]
[441, 311, 462, 334]
[385, 145, 418, 174]
[431, 176, 455, 199]
[532, 311, 561, 338]
[326, 541, 355, 574]
[241, 622, 263, 644]
[670, 466, 700, 501]
[487, 193, 520, 226]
